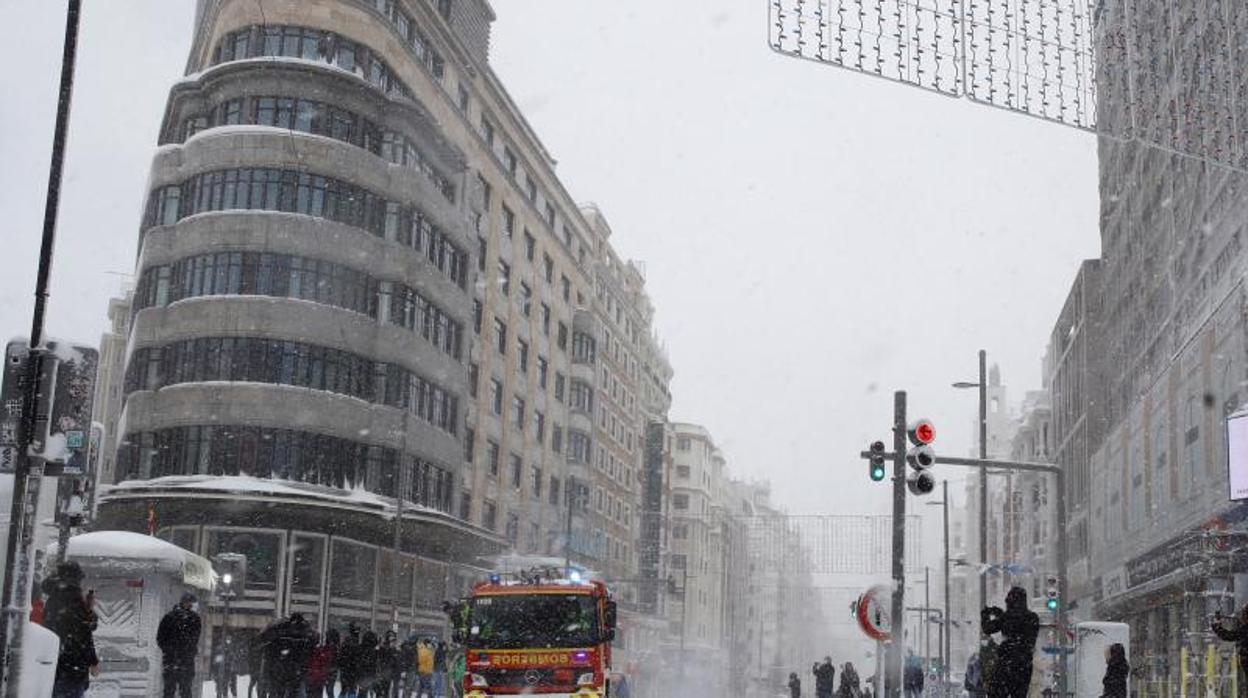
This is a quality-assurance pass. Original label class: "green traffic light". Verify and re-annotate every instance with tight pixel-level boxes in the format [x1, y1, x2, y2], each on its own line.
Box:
[870, 464, 887, 482]
[1046, 597, 1059, 611]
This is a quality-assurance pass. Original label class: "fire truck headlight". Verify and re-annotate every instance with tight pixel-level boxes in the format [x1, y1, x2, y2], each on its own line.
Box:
[577, 673, 596, 686]
[569, 570, 582, 583]
[469, 673, 489, 687]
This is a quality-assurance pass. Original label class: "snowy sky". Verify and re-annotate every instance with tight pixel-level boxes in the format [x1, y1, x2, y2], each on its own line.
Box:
[0, 1, 1101, 563]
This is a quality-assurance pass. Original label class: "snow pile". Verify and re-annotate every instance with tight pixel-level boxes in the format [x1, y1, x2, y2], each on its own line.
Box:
[105, 475, 437, 517]
[49, 531, 215, 591]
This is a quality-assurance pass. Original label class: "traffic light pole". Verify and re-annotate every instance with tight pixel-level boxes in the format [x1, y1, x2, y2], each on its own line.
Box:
[887, 391, 907, 698]
[0, 2, 81, 695]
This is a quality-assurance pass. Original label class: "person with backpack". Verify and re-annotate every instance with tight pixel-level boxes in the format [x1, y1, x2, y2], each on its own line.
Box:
[307, 629, 339, 698]
[41, 561, 99, 698]
[157, 592, 202, 698]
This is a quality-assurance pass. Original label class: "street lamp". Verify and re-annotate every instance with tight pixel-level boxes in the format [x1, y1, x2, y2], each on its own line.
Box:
[952, 349, 988, 622]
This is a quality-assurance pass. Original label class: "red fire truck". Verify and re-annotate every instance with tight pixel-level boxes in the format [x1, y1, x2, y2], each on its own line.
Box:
[450, 570, 618, 698]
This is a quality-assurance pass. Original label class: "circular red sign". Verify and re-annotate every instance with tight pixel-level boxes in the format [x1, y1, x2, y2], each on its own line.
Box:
[856, 585, 892, 642]
[914, 421, 935, 444]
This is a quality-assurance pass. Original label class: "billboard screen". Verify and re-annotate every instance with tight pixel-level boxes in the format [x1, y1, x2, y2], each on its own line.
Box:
[1227, 410, 1248, 500]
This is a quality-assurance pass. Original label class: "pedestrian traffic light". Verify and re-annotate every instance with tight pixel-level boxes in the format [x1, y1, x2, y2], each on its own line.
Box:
[868, 441, 887, 482]
[1046, 575, 1060, 611]
[214, 553, 246, 599]
[906, 419, 936, 496]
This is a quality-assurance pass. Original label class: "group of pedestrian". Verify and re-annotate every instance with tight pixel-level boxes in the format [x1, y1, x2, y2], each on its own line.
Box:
[789, 656, 864, 698]
[228, 617, 462, 698]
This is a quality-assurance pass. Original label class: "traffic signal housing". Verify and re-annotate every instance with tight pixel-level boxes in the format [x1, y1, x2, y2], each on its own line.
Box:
[214, 553, 247, 599]
[868, 441, 887, 482]
[905, 419, 936, 496]
[1046, 575, 1060, 611]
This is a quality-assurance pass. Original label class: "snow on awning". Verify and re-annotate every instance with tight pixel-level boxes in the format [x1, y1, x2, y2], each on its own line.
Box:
[49, 531, 215, 591]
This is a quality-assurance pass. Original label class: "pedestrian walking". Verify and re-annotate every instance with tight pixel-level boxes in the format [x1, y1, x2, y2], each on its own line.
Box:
[788, 672, 801, 698]
[157, 592, 202, 698]
[247, 632, 269, 698]
[258, 611, 317, 698]
[338, 623, 365, 698]
[212, 635, 240, 698]
[838, 662, 859, 698]
[416, 637, 435, 698]
[307, 628, 340, 698]
[812, 657, 836, 698]
[1100, 643, 1128, 698]
[376, 630, 399, 698]
[356, 630, 380, 697]
[902, 654, 923, 698]
[980, 587, 1039, 698]
[41, 561, 99, 698]
[398, 633, 420, 698]
[433, 641, 448, 698]
[963, 653, 985, 698]
[447, 644, 465, 698]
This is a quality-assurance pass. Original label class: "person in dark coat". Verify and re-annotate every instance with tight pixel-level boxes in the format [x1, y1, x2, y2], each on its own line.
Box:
[258, 612, 317, 698]
[157, 592, 203, 698]
[1213, 605, 1248, 690]
[356, 630, 380, 697]
[812, 657, 836, 698]
[399, 633, 421, 698]
[375, 630, 399, 698]
[788, 672, 801, 698]
[981, 587, 1039, 698]
[338, 623, 364, 698]
[211, 634, 240, 698]
[838, 662, 860, 698]
[902, 654, 923, 698]
[1100, 643, 1128, 698]
[307, 628, 339, 698]
[41, 561, 99, 698]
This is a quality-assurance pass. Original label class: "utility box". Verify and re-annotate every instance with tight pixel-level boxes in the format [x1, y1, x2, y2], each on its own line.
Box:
[47, 531, 214, 697]
[1073, 621, 1130, 698]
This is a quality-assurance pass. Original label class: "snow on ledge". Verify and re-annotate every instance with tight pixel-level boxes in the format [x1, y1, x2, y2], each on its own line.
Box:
[48, 531, 216, 590]
[104, 475, 436, 515]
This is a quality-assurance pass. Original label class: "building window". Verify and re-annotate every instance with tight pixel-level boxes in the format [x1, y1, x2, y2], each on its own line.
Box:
[544, 202, 556, 226]
[560, 275, 572, 302]
[541, 304, 552, 335]
[483, 499, 497, 530]
[505, 513, 519, 543]
[460, 491, 471, 520]
[525, 177, 537, 203]
[677, 437, 691, 451]
[524, 231, 536, 261]
[512, 396, 526, 429]
[494, 318, 508, 355]
[481, 117, 495, 147]
[517, 339, 529, 373]
[537, 356, 549, 388]
[510, 454, 522, 488]
[438, 0, 453, 19]
[531, 466, 543, 498]
[549, 476, 561, 505]
[498, 260, 511, 295]
[502, 206, 515, 238]
[552, 425, 563, 453]
[676, 465, 690, 478]
[457, 82, 470, 112]
[673, 493, 689, 510]
[554, 373, 566, 402]
[490, 378, 503, 415]
[534, 410, 546, 443]
[464, 428, 475, 463]
[557, 322, 569, 351]
[504, 147, 518, 176]
[543, 254, 554, 283]
[468, 362, 479, 397]
[487, 441, 500, 477]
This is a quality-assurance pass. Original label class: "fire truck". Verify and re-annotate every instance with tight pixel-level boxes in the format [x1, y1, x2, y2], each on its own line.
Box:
[449, 569, 618, 698]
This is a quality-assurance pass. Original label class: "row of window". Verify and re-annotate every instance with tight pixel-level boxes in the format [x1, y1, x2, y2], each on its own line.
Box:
[133, 252, 463, 360]
[125, 336, 459, 435]
[364, 0, 447, 79]
[143, 167, 467, 288]
[180, 95, 455, 202]
[116, 425, 454, 513]
[212, 25, 432, 100]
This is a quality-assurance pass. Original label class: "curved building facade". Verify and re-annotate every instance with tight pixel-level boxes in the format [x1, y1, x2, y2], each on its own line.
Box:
[98, 0, 674, 656]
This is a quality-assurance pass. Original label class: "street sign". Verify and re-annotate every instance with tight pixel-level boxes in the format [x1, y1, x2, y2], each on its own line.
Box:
[1226, 409, 1248, 500]
[855, 584, 892, 642]
[0, 340, 97, 476]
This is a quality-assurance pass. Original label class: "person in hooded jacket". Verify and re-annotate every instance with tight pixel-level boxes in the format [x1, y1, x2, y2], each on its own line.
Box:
[257, 612, 317, 698]
[838, 662, 860, 698]
[338, 623, 365, 698]
[356, 630, 380, 697]
[157, 592, 203, 698]
[980, 587, 1039, 698]
[1100, 643, 1128, 698]
[307, 628, 339, 698]
[41, 561, 99, 698]
[812, 658, 836, 698]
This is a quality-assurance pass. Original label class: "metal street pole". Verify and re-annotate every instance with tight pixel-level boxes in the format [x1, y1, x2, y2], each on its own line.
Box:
[978, 350, 988, 619]
[942, 480, 951, 693]
[565, 475, 575, 574]
[0, 2, 81, 695]
[887, 391, 907, 698]
[924, 567, 931, 676]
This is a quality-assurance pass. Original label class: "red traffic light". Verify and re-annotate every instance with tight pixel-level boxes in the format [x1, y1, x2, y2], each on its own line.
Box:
[908, 419, 936, 445]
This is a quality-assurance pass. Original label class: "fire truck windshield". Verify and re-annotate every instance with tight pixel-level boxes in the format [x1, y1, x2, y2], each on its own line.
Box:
[468, 593, 600, 649]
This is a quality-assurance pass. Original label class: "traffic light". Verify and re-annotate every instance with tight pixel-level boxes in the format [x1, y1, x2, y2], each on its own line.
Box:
[906, 419, 936, 496]
[1046, 575, 1060, 611]
[868, 441, 887, 482]
[214, 553, 247, 599]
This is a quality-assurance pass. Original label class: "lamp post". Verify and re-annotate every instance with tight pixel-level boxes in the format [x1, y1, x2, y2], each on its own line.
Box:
[953, 349, 988, 619]
[926, 482, 951, 692]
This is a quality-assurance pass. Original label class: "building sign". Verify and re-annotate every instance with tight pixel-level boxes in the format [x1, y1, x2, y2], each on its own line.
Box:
[1227, 409, 1248, 500]
[0, 340, 98, 475]
[1124, 507, 1248, 591]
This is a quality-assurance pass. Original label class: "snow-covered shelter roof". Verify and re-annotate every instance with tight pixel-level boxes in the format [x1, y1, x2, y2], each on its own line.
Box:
[49, 531, 215, 591]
